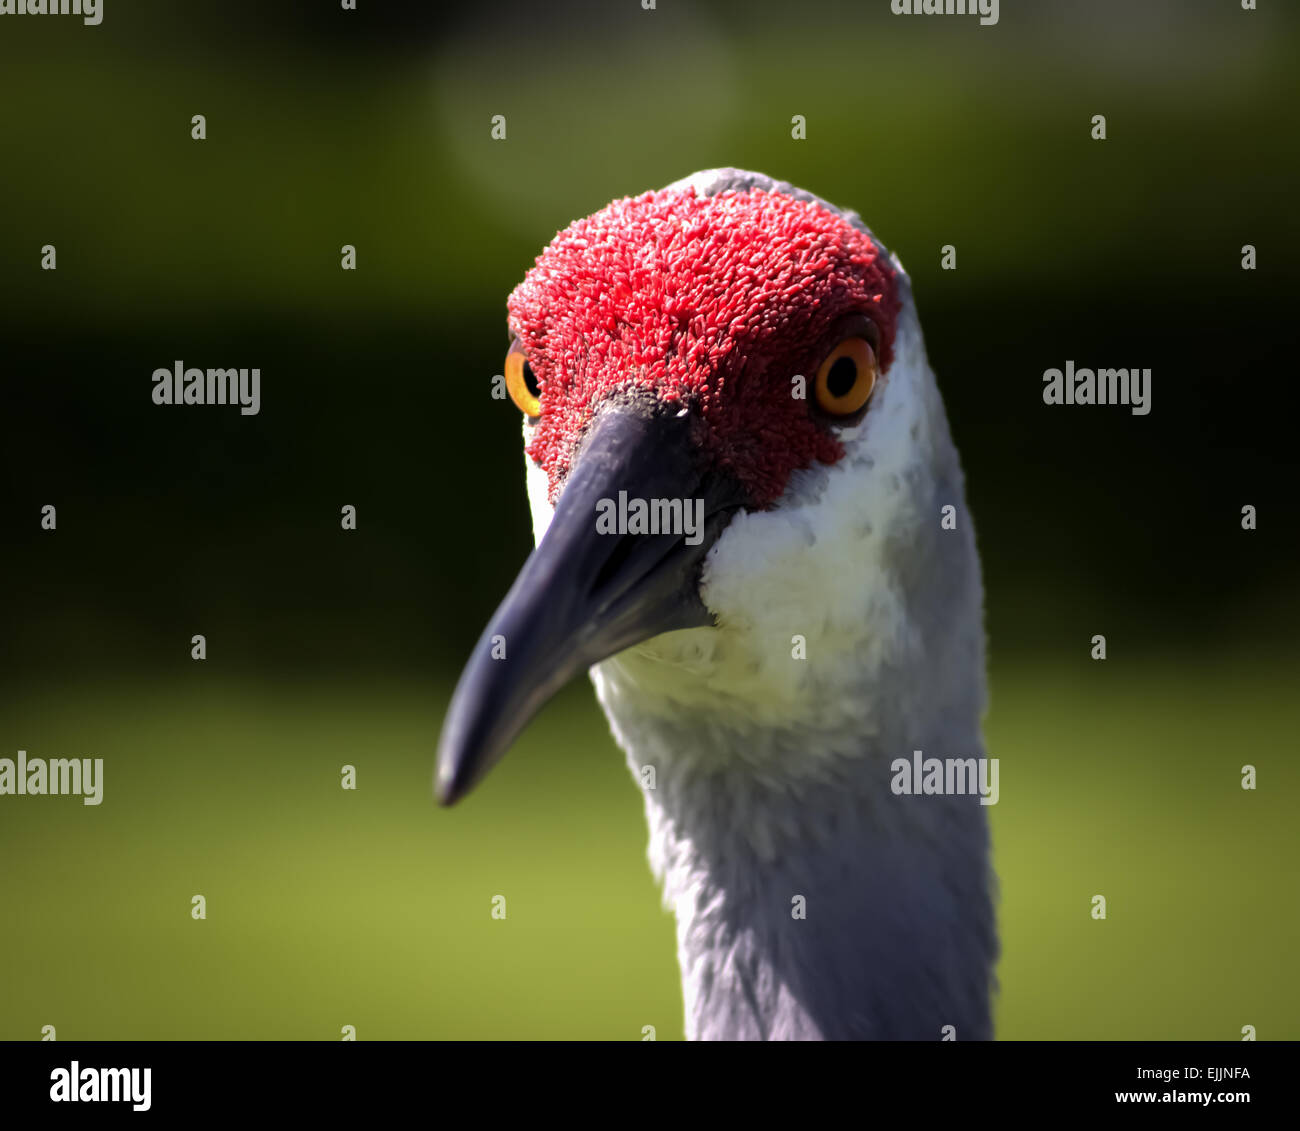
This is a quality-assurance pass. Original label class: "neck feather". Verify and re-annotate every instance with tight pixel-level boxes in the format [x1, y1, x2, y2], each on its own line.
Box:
[594, 678, 997, 1040]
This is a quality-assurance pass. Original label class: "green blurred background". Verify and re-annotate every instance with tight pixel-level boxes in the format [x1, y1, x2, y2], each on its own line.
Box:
[2, 0, 1297, 1039]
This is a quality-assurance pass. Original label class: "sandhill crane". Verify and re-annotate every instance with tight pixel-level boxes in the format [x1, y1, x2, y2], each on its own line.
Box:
[436, 169, 996, 1040]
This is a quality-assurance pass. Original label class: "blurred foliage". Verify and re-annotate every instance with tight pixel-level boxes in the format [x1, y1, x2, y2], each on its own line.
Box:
[1, 657, 1295, 1039]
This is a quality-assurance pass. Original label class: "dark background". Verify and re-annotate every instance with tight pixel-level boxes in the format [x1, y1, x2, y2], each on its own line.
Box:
[1, 0, 1297, 1039]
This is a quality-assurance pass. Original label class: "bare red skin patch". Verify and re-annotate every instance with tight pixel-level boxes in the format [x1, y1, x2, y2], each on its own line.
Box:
[506, 186, 900, 507]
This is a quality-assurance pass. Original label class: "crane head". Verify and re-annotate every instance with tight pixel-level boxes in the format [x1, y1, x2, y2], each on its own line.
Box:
[435, 169, 952, 804]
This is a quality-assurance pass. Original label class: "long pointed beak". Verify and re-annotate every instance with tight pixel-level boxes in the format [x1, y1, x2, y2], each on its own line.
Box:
[435, 402, 742, 805]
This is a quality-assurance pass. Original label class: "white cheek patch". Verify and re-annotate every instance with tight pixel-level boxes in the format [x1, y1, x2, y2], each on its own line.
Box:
[523, 422, 555, 546]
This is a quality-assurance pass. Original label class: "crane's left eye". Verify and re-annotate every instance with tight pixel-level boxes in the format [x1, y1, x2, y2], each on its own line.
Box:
[505, 345, 541, 418]
[814, 336, 877, 416]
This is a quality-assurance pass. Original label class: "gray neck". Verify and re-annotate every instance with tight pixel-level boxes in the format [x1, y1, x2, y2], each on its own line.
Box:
[628, 713, 996, 1041]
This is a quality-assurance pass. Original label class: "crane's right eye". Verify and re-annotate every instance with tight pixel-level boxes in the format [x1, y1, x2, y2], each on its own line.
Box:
[813, 336, 877, 417]
[505, 345, 542, 418]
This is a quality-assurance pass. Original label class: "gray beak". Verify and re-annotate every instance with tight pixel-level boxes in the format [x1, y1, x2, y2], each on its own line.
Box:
[434, 401, 743, 804]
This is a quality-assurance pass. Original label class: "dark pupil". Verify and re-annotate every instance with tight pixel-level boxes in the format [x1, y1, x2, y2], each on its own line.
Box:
[826, 356, 858, 399]
[522, 361, 540, 399]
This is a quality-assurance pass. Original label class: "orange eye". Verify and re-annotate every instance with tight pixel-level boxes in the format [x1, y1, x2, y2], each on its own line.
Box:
[814, 337, 877, 416]
[504, 346, 541, 418]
